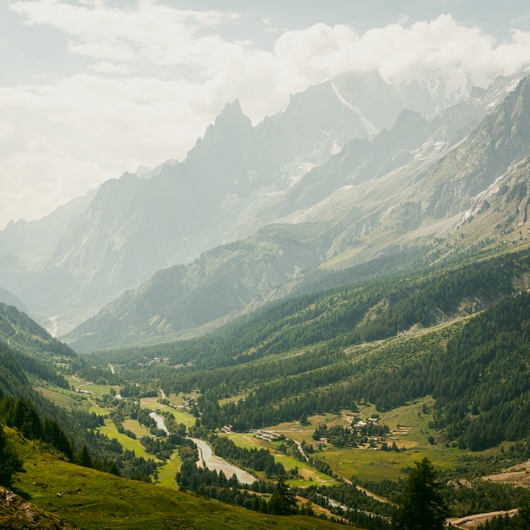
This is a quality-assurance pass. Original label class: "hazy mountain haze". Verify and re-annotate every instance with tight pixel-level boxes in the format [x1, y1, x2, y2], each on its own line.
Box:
[5, 4, 530, 527]
[61, 72, 530, 350]
[1, 1, 530, 228]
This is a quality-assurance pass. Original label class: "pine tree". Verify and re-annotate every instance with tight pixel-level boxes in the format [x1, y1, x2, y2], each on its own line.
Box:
[0, 424, 24, 487]
[42, 417, 74, 461]
[12, 397, 42, 440]
[268, 475, 297, 515]
[77, 444, 93, 468]
[392, 457, 448, 530]
[516, 493, 530, 530]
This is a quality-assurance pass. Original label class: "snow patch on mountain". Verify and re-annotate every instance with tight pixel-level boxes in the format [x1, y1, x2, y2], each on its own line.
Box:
[331, 82, 380, 136]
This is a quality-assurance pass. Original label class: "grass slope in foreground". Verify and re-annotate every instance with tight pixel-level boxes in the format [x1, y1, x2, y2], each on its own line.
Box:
[9, 428, 348, 530]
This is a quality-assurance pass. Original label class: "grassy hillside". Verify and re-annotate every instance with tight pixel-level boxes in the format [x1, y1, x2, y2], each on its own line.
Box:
[6, 427, 346, 530]
[0, 303, 82, 398]
[97, 244, 529, 371]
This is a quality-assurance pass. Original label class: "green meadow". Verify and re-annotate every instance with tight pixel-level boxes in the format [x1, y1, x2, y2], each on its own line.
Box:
[98, 420, 152, 459]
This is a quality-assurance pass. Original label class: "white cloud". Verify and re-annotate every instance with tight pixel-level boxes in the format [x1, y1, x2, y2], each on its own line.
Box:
[0, 73, 216, 225]
[2, 2, 530, 228]
[10, 0, 244, 74]
[271, 15, 530, 93]
[89, 61, 133, 74]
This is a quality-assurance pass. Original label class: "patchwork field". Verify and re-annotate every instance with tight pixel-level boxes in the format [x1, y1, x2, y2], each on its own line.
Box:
[218, 397, 464, 485]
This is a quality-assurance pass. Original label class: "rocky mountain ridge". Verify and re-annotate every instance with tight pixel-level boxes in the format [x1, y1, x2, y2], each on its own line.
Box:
[64, 74, 530, 351]
[0, 70, 526, 338]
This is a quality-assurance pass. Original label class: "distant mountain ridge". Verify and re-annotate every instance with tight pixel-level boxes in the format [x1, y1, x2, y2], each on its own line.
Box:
[0, 70, 526, 338]
[64, 73, 530, 351]
[0, 286, 28, 314]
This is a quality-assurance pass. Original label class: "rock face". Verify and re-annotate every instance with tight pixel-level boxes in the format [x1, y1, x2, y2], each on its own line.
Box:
[0, 487, 71, 529]
[414, 75, 530, 218]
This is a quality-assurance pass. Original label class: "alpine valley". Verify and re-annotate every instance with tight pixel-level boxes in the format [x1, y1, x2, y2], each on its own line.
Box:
[3, 68, 530, 529]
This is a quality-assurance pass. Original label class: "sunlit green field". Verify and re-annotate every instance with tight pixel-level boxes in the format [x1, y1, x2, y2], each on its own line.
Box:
[219, 393, 247, 406]
[156, 450, 182, 488]
[220, 432, 337, 486]
[98, 418, 183, 488]
[140, 396, 166, 409]
[89, 402, 112, 415]
[67, 374, 117, 396]
[98, 420, 153, 460]
[223, 432, 267, 450]
[123, 418, 150, 438]
[171, 409, 197, 427]
[301, 400, 462, 482]
[219, 399, 469, 484]
[139, 397, 197, 427]
[34, 383, 85, 410]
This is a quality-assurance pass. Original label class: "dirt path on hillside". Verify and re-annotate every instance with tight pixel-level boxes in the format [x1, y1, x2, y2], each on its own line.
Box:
[448, 509, 518, 528]
[482, 458, 530, 485]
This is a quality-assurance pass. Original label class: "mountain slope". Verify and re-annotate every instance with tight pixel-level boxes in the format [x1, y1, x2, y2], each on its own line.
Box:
[22, 173, 146, 327]
[3, 71, 518, 338]
[0, 347, 32, 400]
[0, 286, 28, 314]
[275, 75, 530, 270]
[64, 105, 454, 352]
[65, 74, 530, 351]
[17, 96, 356, 335]
[271, 109, 433, 218]
[0, 190, 95, 311]
[0, 303, 79, 399]
[6, 427, 344, 530]
[414, 75, 530, 218]
[66, 222, 330, 351]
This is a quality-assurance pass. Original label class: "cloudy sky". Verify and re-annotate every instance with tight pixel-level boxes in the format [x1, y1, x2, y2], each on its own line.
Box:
[1, 0, 530, 229]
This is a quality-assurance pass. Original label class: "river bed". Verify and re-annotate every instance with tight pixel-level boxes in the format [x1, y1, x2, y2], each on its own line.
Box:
[190, 437, 256, 485]
[146, 415, 255, 485]
[149, 412, 169, 434]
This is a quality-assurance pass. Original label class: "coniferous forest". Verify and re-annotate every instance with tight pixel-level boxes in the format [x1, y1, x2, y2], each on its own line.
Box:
[3, 241, 530, 528]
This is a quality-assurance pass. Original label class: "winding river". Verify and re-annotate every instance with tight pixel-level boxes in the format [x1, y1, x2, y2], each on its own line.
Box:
[149, 411, 169, 434]
[147, 412, 255, 485]
[190, 437, 256, 485]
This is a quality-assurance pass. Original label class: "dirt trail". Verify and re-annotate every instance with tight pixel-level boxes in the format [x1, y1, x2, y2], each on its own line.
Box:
[482, 458, 530, 486]
[449, 509, 518, 528]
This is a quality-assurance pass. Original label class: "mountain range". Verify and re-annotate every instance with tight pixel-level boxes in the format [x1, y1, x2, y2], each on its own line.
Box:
[0, 69, 528, 349]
